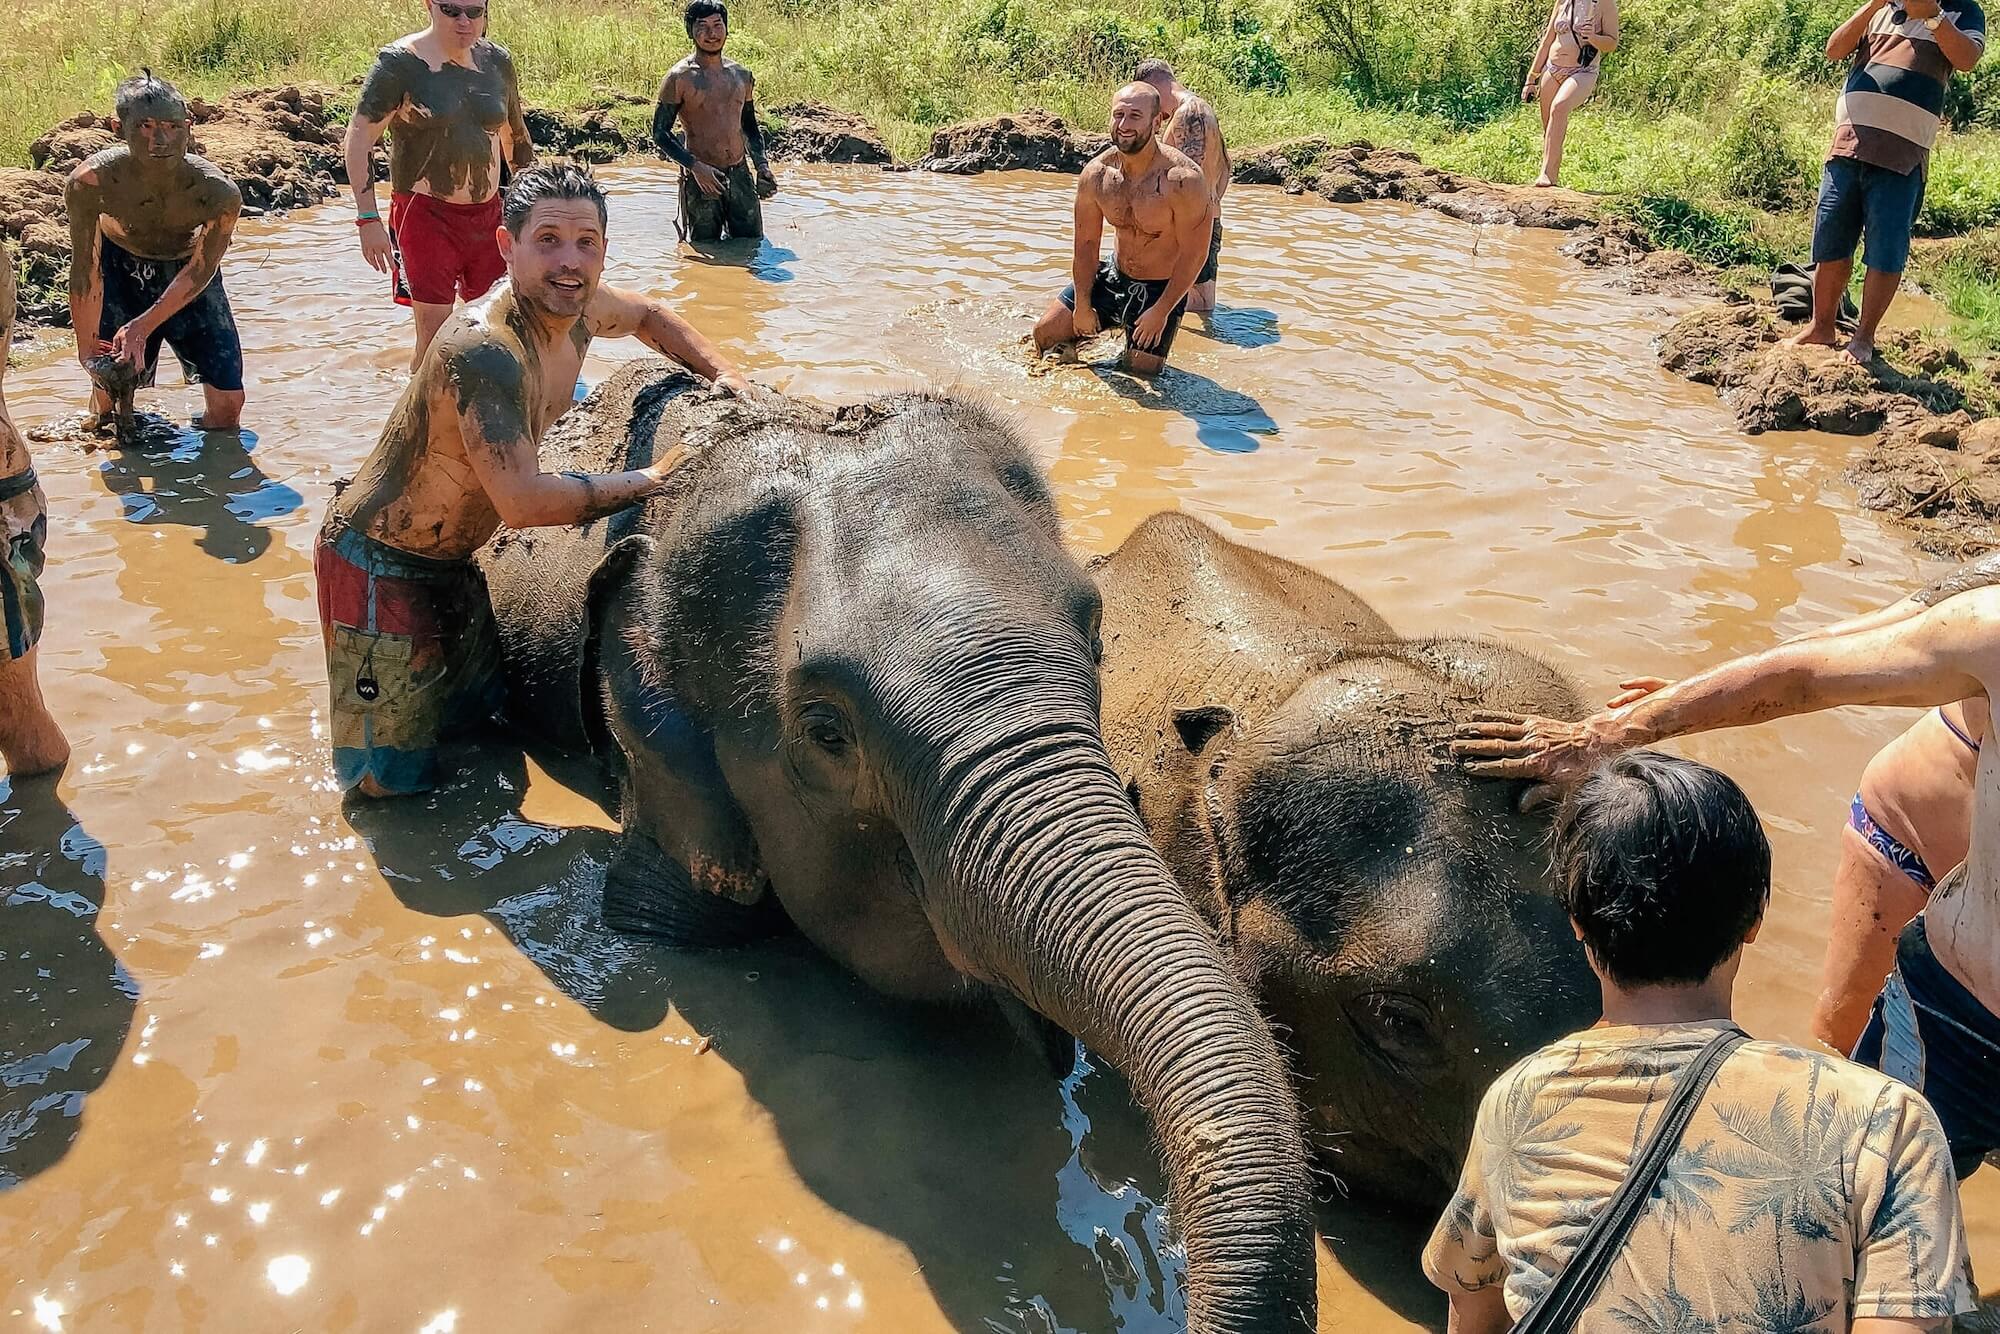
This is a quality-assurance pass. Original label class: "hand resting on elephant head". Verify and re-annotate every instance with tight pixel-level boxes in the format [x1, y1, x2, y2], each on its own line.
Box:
[477, 363, 1318, 1332]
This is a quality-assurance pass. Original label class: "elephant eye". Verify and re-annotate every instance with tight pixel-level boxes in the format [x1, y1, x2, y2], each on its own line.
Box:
[1349, 991, 1448, 1071]
[800, 704, 850, 754]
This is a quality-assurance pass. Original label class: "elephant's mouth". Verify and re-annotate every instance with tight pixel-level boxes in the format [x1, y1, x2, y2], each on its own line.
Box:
[1308, 1118, 1458, 1213]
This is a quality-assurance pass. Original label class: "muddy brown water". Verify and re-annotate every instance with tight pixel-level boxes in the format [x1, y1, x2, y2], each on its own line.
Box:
[2, 163, 1994, 1332]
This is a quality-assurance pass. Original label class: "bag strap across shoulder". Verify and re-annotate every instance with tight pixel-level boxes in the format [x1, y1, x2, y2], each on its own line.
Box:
[1509, 1025, 1749, 1334]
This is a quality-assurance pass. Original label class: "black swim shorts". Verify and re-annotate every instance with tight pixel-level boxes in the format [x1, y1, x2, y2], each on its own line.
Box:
[679, 160, 764, 243]
[1852, 902, 2000, 1178]
[97, 237, 245, 393]
[1059, 260, 1188, 359]
[0, 468, 48, 664]
[1197, 216, 1222, 286]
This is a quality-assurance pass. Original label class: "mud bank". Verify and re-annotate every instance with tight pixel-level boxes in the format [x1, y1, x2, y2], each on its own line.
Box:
[1658, 299, 2000, 554]
[914, 109, 1107, 175]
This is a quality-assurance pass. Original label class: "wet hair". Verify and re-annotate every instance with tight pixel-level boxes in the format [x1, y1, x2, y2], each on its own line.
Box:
[685, 0, 728, 34]
[1550, 751, 1771, 988]
[1134, 59, 1176, 86]
[114, 68, 189, 126]
[502, 162, 608, 235]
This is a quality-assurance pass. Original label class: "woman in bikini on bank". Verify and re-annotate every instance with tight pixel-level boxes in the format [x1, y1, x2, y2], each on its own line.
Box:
[1523, 0, 1621, 188]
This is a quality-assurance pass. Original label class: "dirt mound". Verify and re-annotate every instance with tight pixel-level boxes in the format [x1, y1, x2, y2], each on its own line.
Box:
[0, 170, 70, 328]
[522, 106, 632, 162]
[1232, 138, 1599, 231]
[32, 85, 348, 213]
[1853, 414, 2000, 556]
[765, 102, 890, 165]
[1659, 300, 1957, 435]
[916, 109, 1107, 175]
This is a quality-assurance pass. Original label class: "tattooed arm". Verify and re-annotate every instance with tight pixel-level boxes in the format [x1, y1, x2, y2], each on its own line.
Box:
[64, 162, 110, 366]
[109, 181, 241, 367]
[451, 342, 683, 528]
[742, 69, 777, 196]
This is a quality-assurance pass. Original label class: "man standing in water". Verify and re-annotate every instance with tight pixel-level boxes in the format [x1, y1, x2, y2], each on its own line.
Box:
[66, 70, 246, 432]
[1135, 60, 1228, 314]
[1787, 0, 1984, 363]
[0, 248, 69, 777]
[652, 0, 779, 243]
[1033, 84, 1211, 376]
[318, 165, 750, 799]
[346, 0, 536, 366]
[1453, 580, 2000, 1177]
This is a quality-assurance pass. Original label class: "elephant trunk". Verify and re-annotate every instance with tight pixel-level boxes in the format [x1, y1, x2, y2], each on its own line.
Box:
[898, 701, 1317, 1332]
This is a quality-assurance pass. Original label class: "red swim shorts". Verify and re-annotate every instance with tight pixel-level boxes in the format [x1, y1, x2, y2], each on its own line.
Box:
[388, 191, 505, 307]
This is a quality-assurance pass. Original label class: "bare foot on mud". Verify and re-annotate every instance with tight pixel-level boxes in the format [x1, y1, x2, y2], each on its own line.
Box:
[1532, 175, 1555, 188]
[1783, 327, 1841, 349]
[1846, 336, 1877, 365]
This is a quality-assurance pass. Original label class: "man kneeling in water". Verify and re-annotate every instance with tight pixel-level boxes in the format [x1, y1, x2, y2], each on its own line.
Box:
[1033, 83, 1211, 376]
[317, 164, 749, 799]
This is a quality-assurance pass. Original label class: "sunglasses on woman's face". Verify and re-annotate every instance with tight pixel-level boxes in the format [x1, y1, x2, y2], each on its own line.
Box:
[436, 2, 486, 18]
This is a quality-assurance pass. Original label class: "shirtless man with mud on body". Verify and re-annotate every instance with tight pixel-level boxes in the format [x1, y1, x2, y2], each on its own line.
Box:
[346, 0, 535, 366]
[65, 70, 245, 433]
[0, 248, 69, 777]
[652, 0, 778, 243]
[317, 165, 749, 799]
[1455, 568, 2000, 1177]
[1136, 60, 1229, 314]
[1033, 83, 1211, 376]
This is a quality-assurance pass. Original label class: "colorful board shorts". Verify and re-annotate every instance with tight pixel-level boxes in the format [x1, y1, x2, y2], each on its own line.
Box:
[314, 520, 505, 795]
[1197, 216, 1223, 286]
[679, 160, 764, 242]
[1853, 903, 2000, 1178]
[1060, 260, 1189, 359]
[388, 191, 506, 308]
[0, 468, 48, 663]
[98, 238, 244, 392]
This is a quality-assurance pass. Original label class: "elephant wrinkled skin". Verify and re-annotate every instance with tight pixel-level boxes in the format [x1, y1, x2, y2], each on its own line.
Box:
[477, 362, 1316, 1332]
[1096, 512, 1601, 1208]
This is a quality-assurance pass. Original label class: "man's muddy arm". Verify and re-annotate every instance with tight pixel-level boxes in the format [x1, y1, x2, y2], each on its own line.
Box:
[502, 54, 535, 169]
[64, 171, 107, 364]
[586, 284, 748, 392]
[1071, 173, 1105, 313]
[743, 101, 774, 181]
[1453, 594, 2000, 781]
[453, 351, 682, 527]
[651, 79, 698, 167]
[117, 202, 239, 351]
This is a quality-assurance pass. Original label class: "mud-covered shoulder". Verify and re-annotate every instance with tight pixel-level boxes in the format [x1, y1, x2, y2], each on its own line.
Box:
[187, 156, 244, 212]
[479, 39, 518, 77]
[354, 45, 419, 120]
[68, 146, 124, 188]
[436, 322, 532, 444]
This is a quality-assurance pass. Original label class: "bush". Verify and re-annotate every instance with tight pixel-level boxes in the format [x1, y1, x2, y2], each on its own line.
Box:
[161, 0, 303, 71]
[1716, 79, 1812, 209]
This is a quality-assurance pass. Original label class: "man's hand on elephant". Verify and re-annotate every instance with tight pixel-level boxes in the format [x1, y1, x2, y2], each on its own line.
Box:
[713, 367, 752, 397]
[689, 161, 725, 198]
[1132, 301, 1171, 350]
[1450, 711, 1619, 784]
[1604, 676, 1672, 709]
[642, 443, 696, 492]
[754, 165, 778, 200]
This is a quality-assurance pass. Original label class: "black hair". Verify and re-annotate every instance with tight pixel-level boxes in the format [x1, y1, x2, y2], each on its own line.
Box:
[1550, 751, 1771, 988]
[114, 68, 188, 124]
[685, 0, 728, 34]
[1134, 58, 1176, 85]
[502, 162, 608, 235]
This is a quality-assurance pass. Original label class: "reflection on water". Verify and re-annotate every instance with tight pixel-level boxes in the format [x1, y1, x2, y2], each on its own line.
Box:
[0, 163, 1992, 1330]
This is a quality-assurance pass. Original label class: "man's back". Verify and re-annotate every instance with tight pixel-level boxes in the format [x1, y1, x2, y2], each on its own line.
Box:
[1425, 1022, 1973, 1329]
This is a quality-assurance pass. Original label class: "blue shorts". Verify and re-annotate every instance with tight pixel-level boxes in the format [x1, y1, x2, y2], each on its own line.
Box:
[1852, 906, 2000, 1178]
[1810, 156, 1926, 276]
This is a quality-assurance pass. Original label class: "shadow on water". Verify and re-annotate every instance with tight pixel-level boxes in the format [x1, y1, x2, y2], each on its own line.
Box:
[346, 746, 1201, 1332]
[96, 427, 303, 564]
[0, 776, 132, 1190]
[680, 237, 799, 283]
[1090, 364, 1278, 455]
[1192, 306, 1282, 350]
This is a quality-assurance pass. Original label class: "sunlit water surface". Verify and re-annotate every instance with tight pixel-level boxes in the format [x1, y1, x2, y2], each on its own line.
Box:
[1, 163, 1993, 1331]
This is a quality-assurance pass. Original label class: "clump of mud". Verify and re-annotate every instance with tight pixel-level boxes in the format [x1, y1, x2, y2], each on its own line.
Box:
[522, 105, 634, 162]
[766, 102, 891, 165]
[1232, 138, 1598, 230]
[0, 171, 70, 327]
[1852, 413, 2000, 556]
[915, 109, 1107, 175]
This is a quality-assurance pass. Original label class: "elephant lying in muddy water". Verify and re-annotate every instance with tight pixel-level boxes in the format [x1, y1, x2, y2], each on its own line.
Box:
[478, 361, 1315, 1332]
[1094, 512, 1601, 1209]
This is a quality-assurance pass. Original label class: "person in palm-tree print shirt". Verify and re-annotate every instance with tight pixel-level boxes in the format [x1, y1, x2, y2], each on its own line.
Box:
[1424, 752, 1975, 1334]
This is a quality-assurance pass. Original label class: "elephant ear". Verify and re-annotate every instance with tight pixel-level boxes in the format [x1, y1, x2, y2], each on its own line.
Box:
[1173, 704, 1235, 756]
[582, 534, 660, 752]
